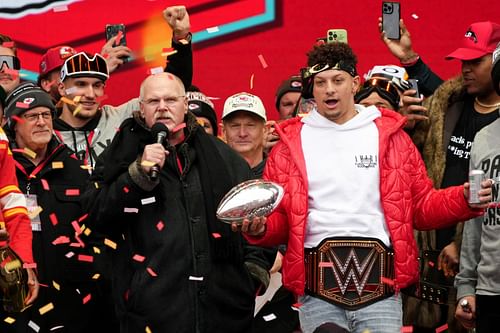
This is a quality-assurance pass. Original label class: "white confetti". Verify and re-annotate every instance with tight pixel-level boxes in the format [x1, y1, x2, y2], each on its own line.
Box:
[263, 313, 277, 321]
[141, 197, 156, 205]
[150, 67, 163, 75]
[412, 13, 419, 19]
[206, 26, 219, 33]
[189, 276, 204, 281]
[50, 326, 65, 331]
[124, 207, 139, 213]
[28, 320, 40, 332]
[65, 87, 78, 95]
[65, 251, 75, 258]
[53, 5, 68, 12]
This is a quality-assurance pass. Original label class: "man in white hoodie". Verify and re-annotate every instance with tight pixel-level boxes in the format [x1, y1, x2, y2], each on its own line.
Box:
[239, 42, 493, 333]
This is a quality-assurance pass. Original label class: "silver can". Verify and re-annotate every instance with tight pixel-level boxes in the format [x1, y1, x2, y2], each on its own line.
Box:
[468, 169, 485, 204]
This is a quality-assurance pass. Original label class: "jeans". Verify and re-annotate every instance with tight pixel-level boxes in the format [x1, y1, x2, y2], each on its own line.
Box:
[298, 293, 402, 333]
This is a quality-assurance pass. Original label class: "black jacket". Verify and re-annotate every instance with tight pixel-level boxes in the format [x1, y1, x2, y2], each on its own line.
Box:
[83, 113, 268, 333]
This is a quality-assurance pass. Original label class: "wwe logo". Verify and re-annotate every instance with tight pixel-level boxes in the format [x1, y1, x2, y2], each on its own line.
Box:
[324, 248, 378, 296]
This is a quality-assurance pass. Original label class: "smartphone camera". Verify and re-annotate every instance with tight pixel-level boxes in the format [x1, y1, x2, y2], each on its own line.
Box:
[383, 2, 393, 14]
[329, 31, 338, 40]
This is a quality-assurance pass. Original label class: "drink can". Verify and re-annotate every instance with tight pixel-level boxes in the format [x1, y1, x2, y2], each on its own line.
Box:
[468, 169, 485, 204]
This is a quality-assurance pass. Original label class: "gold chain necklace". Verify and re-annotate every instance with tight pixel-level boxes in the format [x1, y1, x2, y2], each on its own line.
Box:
[475, 97, 500, 109]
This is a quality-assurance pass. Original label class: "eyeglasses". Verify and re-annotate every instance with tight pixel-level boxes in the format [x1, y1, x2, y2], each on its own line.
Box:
[142, 95, 185, 108]
[0, 55, 21, 70]
[60, 52, 109, 82]
[22, 111, 52, 122]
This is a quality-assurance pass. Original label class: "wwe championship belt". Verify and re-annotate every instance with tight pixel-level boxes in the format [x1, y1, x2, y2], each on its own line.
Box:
[305, 237, 394, 310]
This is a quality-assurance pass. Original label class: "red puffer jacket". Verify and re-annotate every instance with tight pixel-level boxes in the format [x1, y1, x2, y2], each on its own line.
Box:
[247, 109, 483, 296]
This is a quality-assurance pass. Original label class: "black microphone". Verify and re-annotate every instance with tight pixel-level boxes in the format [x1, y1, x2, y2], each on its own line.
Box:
[149, 123, 169, 181]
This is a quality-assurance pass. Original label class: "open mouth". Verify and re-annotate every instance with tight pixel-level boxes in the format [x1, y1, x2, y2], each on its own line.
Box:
[324, 98, 338, 108]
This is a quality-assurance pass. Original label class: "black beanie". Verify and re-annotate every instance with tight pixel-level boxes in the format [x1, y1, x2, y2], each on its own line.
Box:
[186, 91, 218, 136]
[275, 75, 302, 111]
[493, 42, 500, 95]
[4, 82, 55, 130]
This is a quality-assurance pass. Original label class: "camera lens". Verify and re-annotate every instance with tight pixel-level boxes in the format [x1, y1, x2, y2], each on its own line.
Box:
[333, 34, 338, 39]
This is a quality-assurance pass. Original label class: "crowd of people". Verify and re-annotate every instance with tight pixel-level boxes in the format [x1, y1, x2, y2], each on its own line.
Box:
[0, 4, 499, 333]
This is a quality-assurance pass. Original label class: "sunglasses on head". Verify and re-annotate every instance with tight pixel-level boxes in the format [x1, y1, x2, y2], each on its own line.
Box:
[60, 52, 109, 82]
[302, 61, 357, 79]
[0, 55, 21, 70]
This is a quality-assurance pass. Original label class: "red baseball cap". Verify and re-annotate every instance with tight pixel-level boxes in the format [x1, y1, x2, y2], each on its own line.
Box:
[39, 46, 77, 76]
[446, 21, 500, 61]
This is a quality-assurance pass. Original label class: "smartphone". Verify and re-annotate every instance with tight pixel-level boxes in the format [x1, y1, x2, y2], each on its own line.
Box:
[105, 24, 127, 47]
[408, 78, 424, 114]
[327, 29, 348, 44]
[382, 2, 400, 40]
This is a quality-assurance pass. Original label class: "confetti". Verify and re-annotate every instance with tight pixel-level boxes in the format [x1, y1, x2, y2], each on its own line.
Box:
[52, 161, 64, 169]
[156, 221, 164, 231]
[401, 326, 413, 333]
[250, 73, 255, 90]
[23, 147, 37, 159]
[52, 236, 70, 245]
[28, 320, 40, 332]
[72, 104, 82, 116]
[123, 186, 130, 193]
[53, 5, 68, 12]
[124, 207, 139, 213]
[78, 254, 93, 263]
[146, 326, 152, 333]
[381, 277, 395, 286]
[73, 95, 82, 103]
[212, 233, 221, 239]
[60, 97, 76, 106]
[16, 101, 30, 109]
[104, 238, 117, 249]
[149, 67, 164, 75]
[82, 293, 92, 304]
[146, 267, 158, 277]
[435, 324, 448, 333]
[263, 313, 276, 321]
[4, 317, 15, 324]
[189, 276, 204, 281]
[65, 251, 75, 258]
[83, 227, 91, 236]
[1, 41, 14, 48]
[41, 179, 50, 190]
[412, 13, 419, 19]
[93, 246, 100, 254]
[39, 303, 54, 315]
[257, 54, 268, 69]
[65, 189, 80, 196]
[428, 261, 435, 267]
[133, 254, 145, 262]
[52, 281, 60, 291]
[29, 206, 43, 219]
[49, 213, 58, 226]
[92, 273, 100, 280]
[65, 87, 78, 95]
[318, 262, 334, 268]
[141, 197, 156, 205]
[178, 38, 189, 45]
[206, 26, 219, 33]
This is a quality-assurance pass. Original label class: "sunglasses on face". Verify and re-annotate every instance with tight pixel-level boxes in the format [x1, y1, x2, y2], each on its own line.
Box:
[0, 55, 21, 70]
[60, 52, 109, 81]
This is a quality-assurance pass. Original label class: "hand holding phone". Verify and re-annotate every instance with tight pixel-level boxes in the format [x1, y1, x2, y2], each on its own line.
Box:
[382, 2, 401, 40]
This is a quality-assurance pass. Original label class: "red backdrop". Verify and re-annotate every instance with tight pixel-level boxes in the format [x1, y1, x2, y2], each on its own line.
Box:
[1, 0, 499, 121]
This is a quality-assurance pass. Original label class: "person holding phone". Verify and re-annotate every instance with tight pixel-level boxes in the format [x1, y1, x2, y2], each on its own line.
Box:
[381, 20, 500, 332]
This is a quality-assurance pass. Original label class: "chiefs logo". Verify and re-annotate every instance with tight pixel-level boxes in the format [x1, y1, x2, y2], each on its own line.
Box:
[23, 97, 35, 105]
[0, 0, 79, 19]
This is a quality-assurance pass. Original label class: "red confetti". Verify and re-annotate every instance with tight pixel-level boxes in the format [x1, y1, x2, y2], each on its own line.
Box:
[162, 47, 174, 53]
[82, 293, 92, 304]
[318, 262, 334, 268]
[41, 179, 50, 190]
[212, 233, 221, 239]
[49, 213, 58, 226]
[428, 261, 435, 267]
[16, 101, 30, 109]
[132, 254, 145, 262]
[78, 254, 94, 263]
[124, 289, 130, 301]
[114, 31, 123, 46]
[65, 189, 80, 196]
[123, 186, 130, 193]
[74, 234, 85, 247]
[23, 263, 37, 269]
[292, 302, 303, 308]
[257, 54, 268, 69]
[381, 277, 395, 286]
[435, 324, 448, 333]
[78, 214, 88, 223]
[401, 326, 414, 333]
[156, 221, 164, 231]
[11, 115, 25, 124]
[72, 221, 82, 234]
[146, 267, 157, 277]
[1, 41, 14, 48]
[52, 236, 70, 245]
